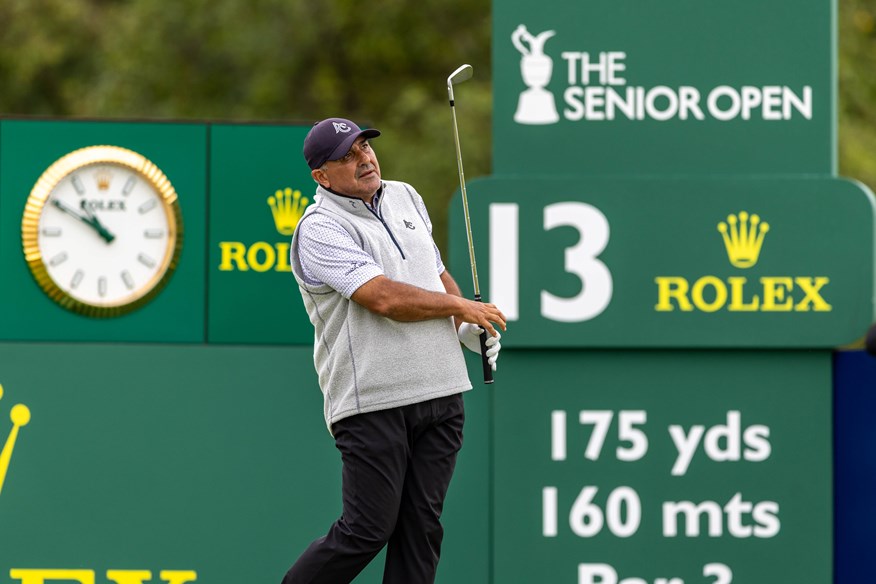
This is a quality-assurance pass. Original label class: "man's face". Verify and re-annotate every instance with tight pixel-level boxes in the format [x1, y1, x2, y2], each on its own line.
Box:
[312, 137, 382, 200]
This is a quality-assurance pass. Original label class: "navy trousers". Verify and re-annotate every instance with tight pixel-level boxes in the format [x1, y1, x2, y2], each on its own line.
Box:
[282, 393, 465, 584]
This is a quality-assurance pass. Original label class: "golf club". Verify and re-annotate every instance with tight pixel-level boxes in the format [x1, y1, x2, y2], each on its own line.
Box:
[447, 63, 493, 384]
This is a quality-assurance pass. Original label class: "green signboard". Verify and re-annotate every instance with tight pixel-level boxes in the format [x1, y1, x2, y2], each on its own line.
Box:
[207, 124, 315, 345]
[0, 120, 208, 343]
[450, 176, 875, 348]
[493, 350, 832, 584]
[0, 120, 322, 345]
[0, 343, 490, 584]
[492, 0, 835, 176]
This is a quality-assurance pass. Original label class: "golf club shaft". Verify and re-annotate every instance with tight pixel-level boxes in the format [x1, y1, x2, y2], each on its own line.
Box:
[448, 67, 493, 384]
[449, 104, 480, 299]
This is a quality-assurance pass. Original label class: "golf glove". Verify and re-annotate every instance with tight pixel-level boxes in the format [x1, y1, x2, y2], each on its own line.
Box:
[457, 323, 502, 371]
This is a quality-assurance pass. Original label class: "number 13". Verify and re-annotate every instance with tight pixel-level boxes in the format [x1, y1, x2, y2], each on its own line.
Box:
[489, 202, 612, 322]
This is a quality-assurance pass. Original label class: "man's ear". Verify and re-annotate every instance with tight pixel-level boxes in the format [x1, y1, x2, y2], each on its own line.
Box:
[311, 168, 330, 188]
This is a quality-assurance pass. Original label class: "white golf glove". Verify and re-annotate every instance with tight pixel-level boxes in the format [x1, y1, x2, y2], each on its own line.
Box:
[457, 323, 502, 371]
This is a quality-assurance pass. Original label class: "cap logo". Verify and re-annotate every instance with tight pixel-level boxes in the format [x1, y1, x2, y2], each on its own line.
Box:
[332, 122, 352, 134]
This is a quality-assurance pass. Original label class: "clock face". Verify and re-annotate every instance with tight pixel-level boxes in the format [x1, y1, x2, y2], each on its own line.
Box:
[22, 146, 183, 317]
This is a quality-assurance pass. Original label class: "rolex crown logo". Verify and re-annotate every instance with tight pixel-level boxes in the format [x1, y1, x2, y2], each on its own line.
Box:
[95, 168, 113, 191]
[717, 211, 769, 268]
[268, 188, 309, 236]
[0, 383, 31, 497]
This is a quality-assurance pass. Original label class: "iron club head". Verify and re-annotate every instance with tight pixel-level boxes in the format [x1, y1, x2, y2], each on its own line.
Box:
[447, 64, 473, 102]
[448, 64, 473, 87]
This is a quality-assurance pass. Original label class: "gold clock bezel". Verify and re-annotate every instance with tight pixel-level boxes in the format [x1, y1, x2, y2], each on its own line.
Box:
[21, 145, 184, 318]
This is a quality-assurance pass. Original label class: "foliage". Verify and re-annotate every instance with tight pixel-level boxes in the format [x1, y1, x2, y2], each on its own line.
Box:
[0, 0, 874, 252]
[839, 0, 876, 191]
[0, 0, 492, 252]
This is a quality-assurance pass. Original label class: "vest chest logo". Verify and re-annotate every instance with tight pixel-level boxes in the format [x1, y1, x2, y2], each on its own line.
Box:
[655, 211, 831, 313]
[218, 187, 309, 273]
[403, 220, 416, 230]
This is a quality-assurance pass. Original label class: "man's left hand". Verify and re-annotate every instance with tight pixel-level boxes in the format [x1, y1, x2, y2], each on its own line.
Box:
[458, 323, 501, 371]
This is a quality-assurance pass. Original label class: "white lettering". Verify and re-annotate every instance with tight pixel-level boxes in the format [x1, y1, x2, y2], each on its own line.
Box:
[762, 86, 783, 120]
[784, 86, 812, 119]
[585, 86, 607, 120]
[606, 52, 627, 85]
[663, 493, 781, 538]
[564, 86, 585, 121]
[703, 410, 741, 462]
[743, 424, 771, 462]
[740, 86, 762, 120]
[678, 86, 705, 120]
[669, 412, 772, 475]
[606, 86, 637, 120]
[669, 424, 704, 476]
[707, 86, 741, 121]
[644, 86, 678, 121]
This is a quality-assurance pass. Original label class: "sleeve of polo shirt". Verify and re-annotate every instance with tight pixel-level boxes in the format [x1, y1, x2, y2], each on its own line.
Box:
[295, 214, 385, 298]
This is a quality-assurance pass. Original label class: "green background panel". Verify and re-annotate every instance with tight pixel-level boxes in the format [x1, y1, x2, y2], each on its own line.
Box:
[493, 0, 834, 176]
[492, 350, 832, 584]
[207, 124, 314, 345]
[0, 343, 489, 584]
[0, 120, 208, 342]
[449, 176, 876, 348]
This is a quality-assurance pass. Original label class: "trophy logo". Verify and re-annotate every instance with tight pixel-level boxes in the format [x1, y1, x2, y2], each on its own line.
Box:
[512, 25, 560, 125]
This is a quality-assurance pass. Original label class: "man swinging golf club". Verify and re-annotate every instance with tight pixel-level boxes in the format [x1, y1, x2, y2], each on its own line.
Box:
[282, 106, 505, 582]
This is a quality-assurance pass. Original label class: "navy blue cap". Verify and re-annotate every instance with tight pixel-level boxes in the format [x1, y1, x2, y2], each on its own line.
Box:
[303, 118, 381, 170]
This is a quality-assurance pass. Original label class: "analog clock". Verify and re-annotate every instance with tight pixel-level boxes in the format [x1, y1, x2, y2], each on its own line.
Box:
[21, 145, 183, 317]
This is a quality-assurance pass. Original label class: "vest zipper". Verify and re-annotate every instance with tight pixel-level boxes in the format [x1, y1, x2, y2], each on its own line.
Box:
[367, 205, 406, 260]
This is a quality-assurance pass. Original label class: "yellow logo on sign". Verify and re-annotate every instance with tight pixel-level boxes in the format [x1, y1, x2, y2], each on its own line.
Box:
[9, 569, 197, 584]
[218, 186, 308, 273]
[717, 211, 769, 268]
[655, 211, 831, 313]
[0, 383, 31, 496]
[268, 188, 309, 236]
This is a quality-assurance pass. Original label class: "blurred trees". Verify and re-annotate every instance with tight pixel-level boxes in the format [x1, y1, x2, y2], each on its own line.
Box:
[0, 0, 492, 251]
[839, 0, 876, 190]
[0, 0, 874, 251]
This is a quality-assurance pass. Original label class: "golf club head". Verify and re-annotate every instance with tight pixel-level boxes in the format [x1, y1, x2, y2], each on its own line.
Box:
[447, 64, 474, 102]
[448, 64, 474, 88]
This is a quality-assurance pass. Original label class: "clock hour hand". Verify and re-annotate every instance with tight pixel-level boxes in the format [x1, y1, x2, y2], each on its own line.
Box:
[50, 199, 115, 244]
[78, 199, 116, 244]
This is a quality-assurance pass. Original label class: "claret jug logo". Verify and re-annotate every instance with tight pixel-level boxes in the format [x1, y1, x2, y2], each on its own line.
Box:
[655, 211, 831, 313]
[510, 24, 814, 125]
[218, 187, 310, 273]
[512, 25, 560, 125]
[0, 383, 30, 497]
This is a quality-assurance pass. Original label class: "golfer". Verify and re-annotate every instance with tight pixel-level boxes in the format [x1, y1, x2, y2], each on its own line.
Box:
[282, 118, 505, 584]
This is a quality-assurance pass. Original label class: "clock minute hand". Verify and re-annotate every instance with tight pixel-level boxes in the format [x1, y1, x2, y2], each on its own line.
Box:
[78, 200, 116, 244]
[50, 199, 115, 244]
[51, 198, 91, 224]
